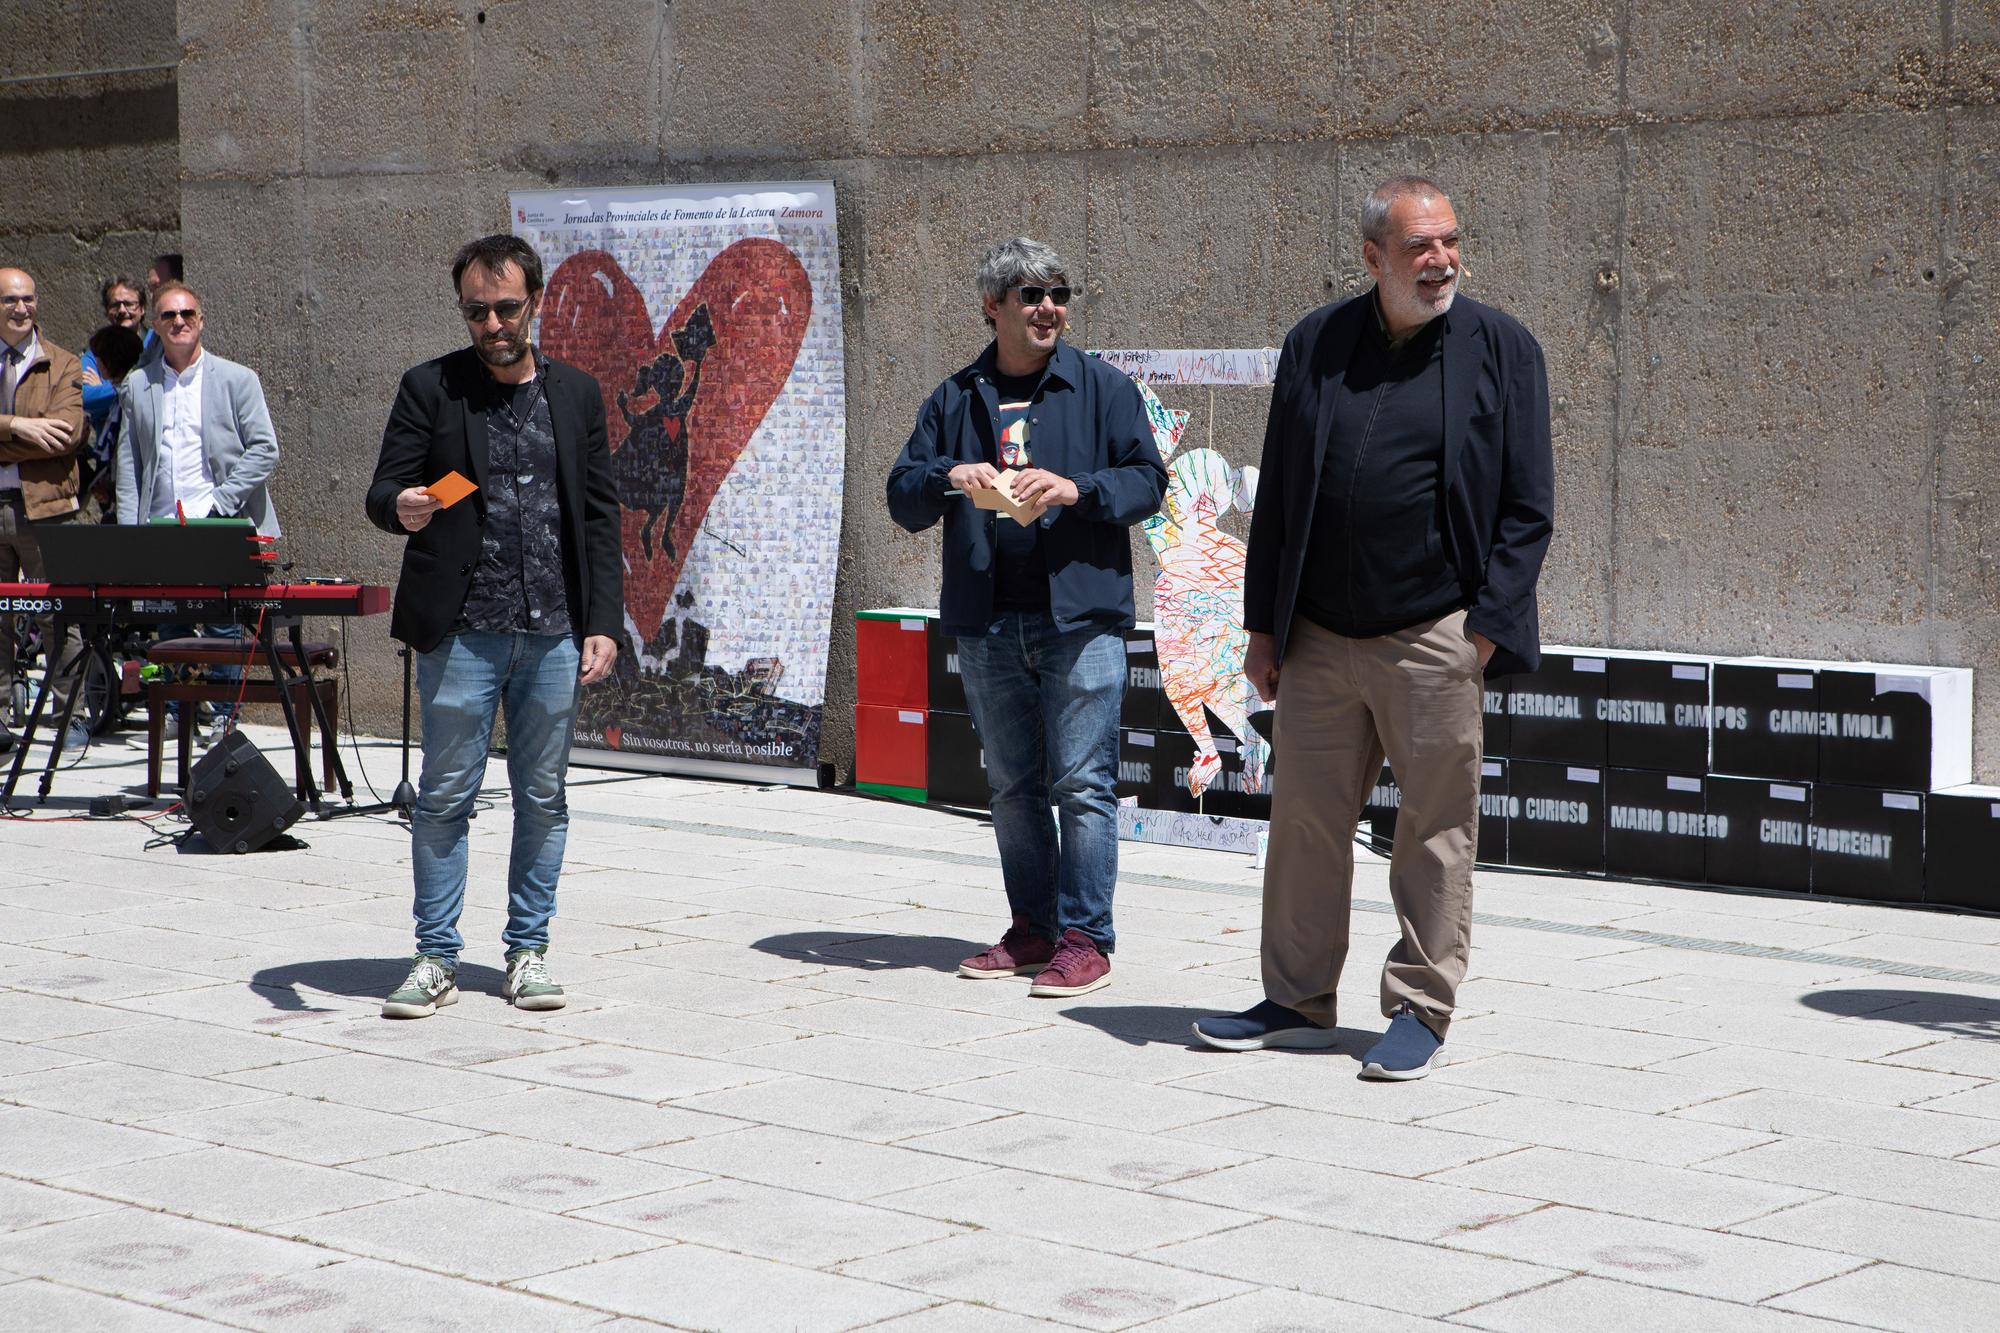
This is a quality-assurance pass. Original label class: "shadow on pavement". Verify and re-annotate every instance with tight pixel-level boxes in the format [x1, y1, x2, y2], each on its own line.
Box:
[1058, 1002, 1376, 1056]
[249, 957, 507, 1009]
[752, 930, 977, 974]
[1797, 988, 2000, 1041]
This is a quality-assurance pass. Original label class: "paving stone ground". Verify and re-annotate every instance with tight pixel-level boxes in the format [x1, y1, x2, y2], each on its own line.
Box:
[5, 723, 2000, 1331]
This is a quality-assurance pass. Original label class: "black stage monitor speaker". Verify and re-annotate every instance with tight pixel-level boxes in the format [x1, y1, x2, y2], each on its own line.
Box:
[187, 731, 305, 853]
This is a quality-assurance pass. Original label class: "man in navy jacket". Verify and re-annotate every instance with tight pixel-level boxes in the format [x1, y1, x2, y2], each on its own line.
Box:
[1195, 178, 1555, 1078]
[888, 237, 1166, 999]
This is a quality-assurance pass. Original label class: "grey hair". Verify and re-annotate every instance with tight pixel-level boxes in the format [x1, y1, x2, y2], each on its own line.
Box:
[976, 237, 1070, 327]
[1359, 176, 1450, 246]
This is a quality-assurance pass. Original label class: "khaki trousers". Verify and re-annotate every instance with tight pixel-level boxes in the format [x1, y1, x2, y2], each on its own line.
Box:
[1261, 609, 1482, 1037]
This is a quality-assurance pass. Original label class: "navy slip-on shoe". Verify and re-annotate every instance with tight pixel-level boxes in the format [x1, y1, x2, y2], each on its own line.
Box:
[1360, 1005, 1445, 1080]
[1192, 999, 1341, 1051]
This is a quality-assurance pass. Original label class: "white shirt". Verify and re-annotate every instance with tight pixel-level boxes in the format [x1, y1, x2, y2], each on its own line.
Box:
[151, 348, 218, 520]
[0, 331, 36, 493]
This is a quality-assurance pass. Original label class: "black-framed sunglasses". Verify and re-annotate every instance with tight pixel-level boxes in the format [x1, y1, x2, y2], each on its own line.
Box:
[1012, 284, 1073, 307]
[458, 297, 532, 323]
[106, 298, 143, 311]
[156, 308, 200, 323]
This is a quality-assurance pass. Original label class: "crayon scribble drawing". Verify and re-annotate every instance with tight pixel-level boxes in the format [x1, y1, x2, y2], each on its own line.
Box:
[1133, 379, 1270, 799]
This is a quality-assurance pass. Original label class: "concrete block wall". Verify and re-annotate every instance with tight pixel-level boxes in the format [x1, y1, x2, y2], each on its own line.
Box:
[160, 1, 1998, 782]
[0, 0, 181, 354]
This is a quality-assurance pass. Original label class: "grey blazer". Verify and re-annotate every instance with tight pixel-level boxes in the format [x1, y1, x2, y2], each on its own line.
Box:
[113, 349, 282, 537]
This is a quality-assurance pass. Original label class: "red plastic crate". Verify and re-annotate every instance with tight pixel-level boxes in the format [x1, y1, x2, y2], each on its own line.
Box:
[855, 611, 931, 710]
[855, 703, 927, 792]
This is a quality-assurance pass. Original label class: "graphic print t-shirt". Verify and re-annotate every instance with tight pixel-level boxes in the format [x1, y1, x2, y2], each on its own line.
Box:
[989, 369, 1049, 612]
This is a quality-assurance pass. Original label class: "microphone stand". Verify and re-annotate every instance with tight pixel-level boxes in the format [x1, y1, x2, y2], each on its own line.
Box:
[328, 645, 416, 820]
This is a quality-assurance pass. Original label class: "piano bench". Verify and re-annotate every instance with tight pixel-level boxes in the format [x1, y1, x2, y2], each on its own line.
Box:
[144, 636, 341, 797]
[147, 637, 339, 671]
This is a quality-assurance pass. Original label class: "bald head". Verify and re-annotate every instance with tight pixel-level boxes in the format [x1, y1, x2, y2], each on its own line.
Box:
[0, 268, 38, 347]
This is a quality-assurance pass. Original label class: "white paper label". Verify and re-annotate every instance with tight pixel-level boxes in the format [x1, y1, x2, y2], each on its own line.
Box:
[1771, 784, 1806, 802]
[1574, 658, 1607, 674]
[1126, 639, 1152, 655]
[1672, 664, 1707, 681]
[1990, 803, 2000, 819]
[897, 710, 923, 725]
[1668, 775, 1703, 792]
[900, 619, 924, 632]
[1128, 731, 1155, 748]
[1482, 761, 1503, 778]
[1883, 793, 1920, 810]
[1215, 736, 1237, 753]
[1777, 673, 1813, 690]
[1568, 767, 1600, 783]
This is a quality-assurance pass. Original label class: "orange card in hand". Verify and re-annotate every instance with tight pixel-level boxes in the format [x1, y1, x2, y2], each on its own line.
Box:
[424, 470, 478, 509]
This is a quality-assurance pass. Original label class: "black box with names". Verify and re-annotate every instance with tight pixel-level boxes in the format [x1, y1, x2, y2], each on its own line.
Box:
[926, 623, 968, 716]
[1605, 654, 1713, 774]
[1705, 776, 1812, 894]
[1605, 769, 1711, 885]
[1507, 760, 1605, 874]
[1477, 758, 1510, 865]
[1925, 786, 2000, 912]
[1121, 627, 1165, 731]
[1711, 661, 1818, 781]
[924, 709, 987, 809]
[1810, 785, 1924, 903]
[1506, 652, 1608, 767]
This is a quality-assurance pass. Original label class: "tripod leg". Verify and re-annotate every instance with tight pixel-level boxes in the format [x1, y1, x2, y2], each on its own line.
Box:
[289, 621, 351, 800]
[263, 623, 321, 812]
[35, 618, 101, 799]
[393, 643, 417, 816]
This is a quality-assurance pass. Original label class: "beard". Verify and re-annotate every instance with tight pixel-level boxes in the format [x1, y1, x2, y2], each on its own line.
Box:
[476, 326, 531, 367]
[1383, 269, 1457, 328]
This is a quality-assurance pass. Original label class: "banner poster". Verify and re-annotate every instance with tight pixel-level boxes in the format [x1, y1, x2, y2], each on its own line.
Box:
[1129, 377, 1271, 805]
[1090, 347, 1278, 386]
[510, 181, 846, 782]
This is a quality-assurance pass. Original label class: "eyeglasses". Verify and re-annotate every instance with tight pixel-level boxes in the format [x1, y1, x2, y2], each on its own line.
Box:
[106, 299, 142, 311]
[156, 308, 200, 323]
[458, 298, 531, 323]
[1013, 285, 1072, 307]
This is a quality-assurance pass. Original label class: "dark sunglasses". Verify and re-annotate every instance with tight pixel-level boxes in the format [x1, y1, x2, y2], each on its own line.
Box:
[156, 308, 200, 323]
[1013, 284, 1073, 307]
[458, 297, 531, 323]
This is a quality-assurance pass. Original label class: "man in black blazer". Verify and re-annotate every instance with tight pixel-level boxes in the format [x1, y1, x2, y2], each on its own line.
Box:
[365, 234, 623, 1019]
[1194, 177, 1555, 1078]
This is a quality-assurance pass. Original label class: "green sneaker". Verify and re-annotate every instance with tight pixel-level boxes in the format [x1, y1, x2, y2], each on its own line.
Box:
[382, 955, 457, 1019]
[504, 947, 566, 1011]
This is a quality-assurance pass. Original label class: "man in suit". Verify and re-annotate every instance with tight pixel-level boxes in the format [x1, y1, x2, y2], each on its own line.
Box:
[113, 280, 281, 536]
[113, 279, 280, 740]
[366, 234, 623, 1019]
[0, 266, 89, 753]
[1194, 177, 1555, 1079]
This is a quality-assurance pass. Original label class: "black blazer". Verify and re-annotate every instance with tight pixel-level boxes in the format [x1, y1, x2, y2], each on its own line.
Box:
[365, 346, 625, 653]
[1244, 290, 1555, 678]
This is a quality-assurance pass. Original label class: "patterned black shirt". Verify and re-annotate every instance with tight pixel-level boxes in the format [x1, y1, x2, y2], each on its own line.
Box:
[458, 354, 574, 637]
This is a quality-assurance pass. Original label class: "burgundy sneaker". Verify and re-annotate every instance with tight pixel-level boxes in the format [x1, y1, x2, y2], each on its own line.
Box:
[958, 914, 1057, 979]
[1029, 928, 1111, 997]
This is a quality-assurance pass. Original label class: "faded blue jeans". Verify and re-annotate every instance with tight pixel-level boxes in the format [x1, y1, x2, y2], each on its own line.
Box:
[954, 612, 1125, 951]
[411, 630, 580, 960]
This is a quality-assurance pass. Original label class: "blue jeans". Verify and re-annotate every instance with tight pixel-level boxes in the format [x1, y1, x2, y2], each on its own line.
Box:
[411, 631, 580, 960]
[954, 612, 1124, 951]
